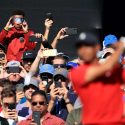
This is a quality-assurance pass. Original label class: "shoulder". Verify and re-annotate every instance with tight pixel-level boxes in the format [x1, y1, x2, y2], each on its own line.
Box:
[47, 113, 65, 124]
[69, 64, 89, 86]
[17, 115, 32, 125]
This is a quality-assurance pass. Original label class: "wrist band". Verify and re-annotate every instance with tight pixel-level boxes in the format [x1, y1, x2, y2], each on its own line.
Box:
[4, 27, 9, 31]
[66, 101, 70, 105]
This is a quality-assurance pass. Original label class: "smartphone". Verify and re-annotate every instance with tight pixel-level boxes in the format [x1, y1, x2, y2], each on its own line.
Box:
[0, 53, 5, 59]
[46, 13, 53, 20]
[65, 28, 77, 35]
[8, 103, 16, 110]
[55, 82, 62, 88]
[7, 67, 21, 73]
[29, 35, 42, 42]
[16, 83, 24, 92]
[43, 49, 57, 57]
[32, 111, 41, 125]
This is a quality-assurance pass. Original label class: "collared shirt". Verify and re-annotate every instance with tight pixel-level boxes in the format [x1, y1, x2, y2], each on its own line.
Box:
[70, 64, 125, 124]
[17, 112, 65, 125]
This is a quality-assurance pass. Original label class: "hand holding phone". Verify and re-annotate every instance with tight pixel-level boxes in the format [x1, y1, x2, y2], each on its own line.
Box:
[6, 109, 18, 121]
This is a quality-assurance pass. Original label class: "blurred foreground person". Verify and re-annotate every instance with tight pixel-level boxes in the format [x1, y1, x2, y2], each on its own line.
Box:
[70, 32, 125, 125]
[17, 90, 65, 125]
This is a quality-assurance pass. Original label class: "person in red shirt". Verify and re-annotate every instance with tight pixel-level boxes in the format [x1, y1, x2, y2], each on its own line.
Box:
[17, 90, 65, 125]
[0, 10, 53, 62]
[69, 32, 125, 125]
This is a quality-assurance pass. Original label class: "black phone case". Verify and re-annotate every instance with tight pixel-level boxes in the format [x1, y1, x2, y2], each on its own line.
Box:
[32, 111, 41, 125]
[8, 104, 16, 110]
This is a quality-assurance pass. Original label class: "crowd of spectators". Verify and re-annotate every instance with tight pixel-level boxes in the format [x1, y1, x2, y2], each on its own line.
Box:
[0, 9, 125, 125]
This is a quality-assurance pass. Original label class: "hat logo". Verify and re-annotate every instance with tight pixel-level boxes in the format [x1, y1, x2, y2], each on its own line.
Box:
[26, 53, 32, 56]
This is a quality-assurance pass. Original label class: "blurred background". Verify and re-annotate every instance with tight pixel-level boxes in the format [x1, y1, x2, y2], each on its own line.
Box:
[0, 0, 125, 58]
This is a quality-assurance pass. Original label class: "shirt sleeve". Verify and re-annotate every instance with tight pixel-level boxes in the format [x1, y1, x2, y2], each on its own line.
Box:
[0, 29, 8, 44]
[69, 66, 88, 90]
[24, 30, 36, 50]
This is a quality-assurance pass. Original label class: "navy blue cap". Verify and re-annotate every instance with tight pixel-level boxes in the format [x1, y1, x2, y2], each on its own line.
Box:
[22, 50, 36, 60]
[75, 32, 100, 47]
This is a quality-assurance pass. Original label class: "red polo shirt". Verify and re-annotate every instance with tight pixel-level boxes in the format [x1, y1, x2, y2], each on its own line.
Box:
[70, 64, 125, 125]
[17, 112, 65, 125]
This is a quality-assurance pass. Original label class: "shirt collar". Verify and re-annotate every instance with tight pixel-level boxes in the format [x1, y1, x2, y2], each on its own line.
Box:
[27, 112, 53, 121]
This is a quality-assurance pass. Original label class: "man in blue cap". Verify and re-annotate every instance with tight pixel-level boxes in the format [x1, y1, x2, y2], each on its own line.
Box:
[39, 64, 55, 92]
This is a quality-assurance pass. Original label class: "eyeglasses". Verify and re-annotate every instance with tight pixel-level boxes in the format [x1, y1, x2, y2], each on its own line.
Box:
[31, 101, 46, 106]
[53, 64, 66, 69]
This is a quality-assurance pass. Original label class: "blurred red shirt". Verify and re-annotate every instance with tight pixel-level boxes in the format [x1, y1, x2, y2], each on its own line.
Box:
[17, 112, 65, 125]
[0, 27, 36, 62]
[70, 64, 125, 125]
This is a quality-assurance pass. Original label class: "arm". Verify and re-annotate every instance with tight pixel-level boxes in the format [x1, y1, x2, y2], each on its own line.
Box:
[61, 87, 74, 113]
[84, 42, 124, 83]
[48, 87, 59, 112]
[0, 17, 14, 43]
[29, 48, 44, 76]
[51, 28, 68, 49]
[44, 19, 53, 40]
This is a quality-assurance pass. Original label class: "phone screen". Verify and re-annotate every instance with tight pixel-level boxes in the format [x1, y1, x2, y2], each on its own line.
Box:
[32, 111, 41, 125]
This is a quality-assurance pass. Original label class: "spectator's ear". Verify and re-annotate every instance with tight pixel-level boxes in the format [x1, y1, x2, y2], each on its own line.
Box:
[95, 44, 101, 52]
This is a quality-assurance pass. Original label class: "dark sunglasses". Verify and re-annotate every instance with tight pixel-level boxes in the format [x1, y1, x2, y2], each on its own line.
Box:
[53, 64, 66, 69]
[32, 101, 46, 106]
[40, 73, 53, 79]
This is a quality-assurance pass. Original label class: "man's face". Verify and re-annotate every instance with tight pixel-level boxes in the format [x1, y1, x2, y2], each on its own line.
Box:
[24, 85, 37, 100]
[12, 15, 24, 29]
[31, 94, 47, 116]
[53, 58, 65, 65]
[0, 86, 3, 104]
[2, 97, 15, 111]
[23, 59, 33, 72]
[8, 74, 21, 82]
[77, 45, 100, 63]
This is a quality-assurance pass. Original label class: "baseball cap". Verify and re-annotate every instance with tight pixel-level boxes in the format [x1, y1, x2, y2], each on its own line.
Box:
[66, 62, 78, 68]
[39, 64, 55, 75]
[103, 34, 118, 49]
[6, 61, 21, 67]
[22, 50, 36, 60]
[54, 68, 68, 79]
[57, 52, 70, 61]
[75, 32, 100, 48]
[24, 78, 39, 88]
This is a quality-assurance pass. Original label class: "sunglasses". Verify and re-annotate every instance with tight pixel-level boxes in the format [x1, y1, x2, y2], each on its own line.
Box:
[53, 64, 66, 69]
[32, 101, 46, 106]
[3, 103, 14, 107]
[13, 17, 24, 23]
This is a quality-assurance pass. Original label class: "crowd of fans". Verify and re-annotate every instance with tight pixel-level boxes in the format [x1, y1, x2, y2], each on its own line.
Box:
[0, 9, 125, 125]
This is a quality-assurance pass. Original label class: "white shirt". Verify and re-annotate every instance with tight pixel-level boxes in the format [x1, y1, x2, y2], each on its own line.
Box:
[0, 111, 25, 125]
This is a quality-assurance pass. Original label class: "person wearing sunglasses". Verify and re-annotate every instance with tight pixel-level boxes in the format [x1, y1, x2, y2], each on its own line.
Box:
[17, 90, 65, 125]
[0, 10, 53, 62]
[48, 68, 77, 121]
[16, 78, 39, 118]
[22, 50, 36, 73]
[0, 88, 25, 125]
[52, 53, 69, 69]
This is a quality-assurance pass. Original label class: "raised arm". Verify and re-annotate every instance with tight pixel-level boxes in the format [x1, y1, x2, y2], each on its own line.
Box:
[51, 28, 68, 49]
[44, 19, 53, 41]
[84, 42, 124, 83]
[0, 17, 14, 43]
